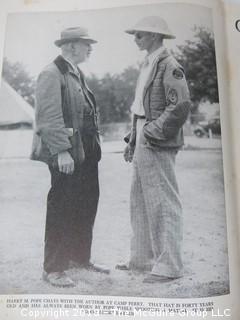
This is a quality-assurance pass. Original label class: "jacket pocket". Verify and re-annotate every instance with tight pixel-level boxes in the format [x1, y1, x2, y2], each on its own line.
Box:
[162, 101, 190, 138]
[30, 133, 52, 164]
[68, 131, 85, 164]
[94, 134, 102, 162]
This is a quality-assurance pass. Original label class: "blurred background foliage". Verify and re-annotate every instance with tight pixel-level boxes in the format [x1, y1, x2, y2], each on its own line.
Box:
[175, 26, 219, 110]
[2, 26, 219, 125]
[2, 58, 35, 107]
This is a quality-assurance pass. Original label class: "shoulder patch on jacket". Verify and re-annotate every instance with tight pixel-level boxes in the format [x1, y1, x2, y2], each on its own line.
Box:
[172, 68, 184, 80]
[167, 88, 178, 105]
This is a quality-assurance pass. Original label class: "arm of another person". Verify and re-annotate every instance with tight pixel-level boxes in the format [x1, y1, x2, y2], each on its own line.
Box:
[35, 69, 74, 174]
[143, 61, 191, 143]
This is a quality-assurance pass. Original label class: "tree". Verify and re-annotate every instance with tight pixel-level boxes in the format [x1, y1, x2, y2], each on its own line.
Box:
[2, 58, 35, 106]
[2, 57, 139, 123]
[87, 66, 139, 124]
[176, 26, 219, 111]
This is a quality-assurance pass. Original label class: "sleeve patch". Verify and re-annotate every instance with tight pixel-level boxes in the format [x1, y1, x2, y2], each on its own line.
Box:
[172, 68, 184, 80]
[167, 88, 178, 105]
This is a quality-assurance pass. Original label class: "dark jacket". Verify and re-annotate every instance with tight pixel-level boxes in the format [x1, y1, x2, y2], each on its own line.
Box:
[31, 55, 101, 164]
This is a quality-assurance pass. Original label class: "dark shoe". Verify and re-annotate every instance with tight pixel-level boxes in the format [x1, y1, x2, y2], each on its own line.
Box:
[42, 271, 75, 287]
[115, 263, 130, 271]
[68, 261, 83, 269]
[143, 274, 175, 284]
[115, 263, 151, 272]
[86, 262, 110, 275]
[69, 261, 110, 274]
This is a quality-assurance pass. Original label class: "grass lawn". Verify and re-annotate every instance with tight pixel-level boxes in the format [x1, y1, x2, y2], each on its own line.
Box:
[0, 149, 229, 298]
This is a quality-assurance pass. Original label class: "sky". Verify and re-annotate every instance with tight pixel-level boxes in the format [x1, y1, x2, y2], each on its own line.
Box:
[3, 2, 213, 79]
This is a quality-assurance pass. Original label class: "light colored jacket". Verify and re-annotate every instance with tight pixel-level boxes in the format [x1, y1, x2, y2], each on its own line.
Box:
[126, 49, 191, 149]
[31, 55, 100, 164]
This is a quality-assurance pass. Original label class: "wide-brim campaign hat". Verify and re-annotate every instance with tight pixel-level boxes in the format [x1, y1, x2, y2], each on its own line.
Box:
[125, 16, 175, 39]
[55, 27, 97, 47]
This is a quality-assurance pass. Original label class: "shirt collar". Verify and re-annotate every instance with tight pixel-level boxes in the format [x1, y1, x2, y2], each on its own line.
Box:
[145, 46, 167, 65]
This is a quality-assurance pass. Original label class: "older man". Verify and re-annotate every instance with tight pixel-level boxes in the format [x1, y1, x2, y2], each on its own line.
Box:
[116, 16, 191, 283]
[31, 27, 109, 287]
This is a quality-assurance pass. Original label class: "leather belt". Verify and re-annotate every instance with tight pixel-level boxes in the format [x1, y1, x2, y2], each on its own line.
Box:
[135, 114, 146, 119]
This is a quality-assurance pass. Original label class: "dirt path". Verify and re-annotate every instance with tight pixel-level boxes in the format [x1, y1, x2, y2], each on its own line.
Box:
[0, 150, 229, 298]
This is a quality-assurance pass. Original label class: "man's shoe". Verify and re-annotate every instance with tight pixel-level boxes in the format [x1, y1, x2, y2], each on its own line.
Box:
[115, 263, 151, 272]
[115, 263, 130, 271]
[143, 274, 175, 284]
[42, 271, 75, 288]
[68, 261, 83, 269]
[86, 262, 110, 275]
[69, 261, 110, 274]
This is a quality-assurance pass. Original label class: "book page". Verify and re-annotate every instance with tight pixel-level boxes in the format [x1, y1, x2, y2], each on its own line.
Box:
[224, 0, 240, 250]
[0, 0, 239, 319]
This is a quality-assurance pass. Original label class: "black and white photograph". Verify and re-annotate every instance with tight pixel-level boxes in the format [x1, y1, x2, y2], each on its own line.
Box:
[0, 2, 229, 298]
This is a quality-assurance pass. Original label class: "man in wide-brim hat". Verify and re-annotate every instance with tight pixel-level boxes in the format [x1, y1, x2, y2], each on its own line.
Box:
[54, 27, 98, 47]
[31, 27, 109, 287]
[116, 16, 191, 283]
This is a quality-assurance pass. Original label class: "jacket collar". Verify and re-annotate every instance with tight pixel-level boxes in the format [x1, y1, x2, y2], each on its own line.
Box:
[54, 55, 69, 75]
[54, 55, 82, 80]
[145, 46, 167, 66]
[142, 48, 170, 120]
[143, 48, 170, 95]
[153, 47, 170, 63]
[54, 55, 96, 109]
[53, 55, 80, 80]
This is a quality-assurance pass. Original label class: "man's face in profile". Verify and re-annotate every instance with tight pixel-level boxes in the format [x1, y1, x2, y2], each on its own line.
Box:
[134, 31, 154, 52]
[72, 40, 92, 64]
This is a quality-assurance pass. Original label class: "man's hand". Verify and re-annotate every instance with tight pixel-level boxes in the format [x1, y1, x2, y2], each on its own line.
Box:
[123, 144, 134, 163]
[58, 151, 74, 174]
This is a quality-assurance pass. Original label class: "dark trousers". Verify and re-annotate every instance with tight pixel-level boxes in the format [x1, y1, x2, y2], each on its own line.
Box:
[43, 156, 99, 274]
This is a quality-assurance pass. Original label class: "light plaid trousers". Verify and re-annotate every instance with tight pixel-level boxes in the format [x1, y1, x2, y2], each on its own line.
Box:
[129, 132, 183, 278]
